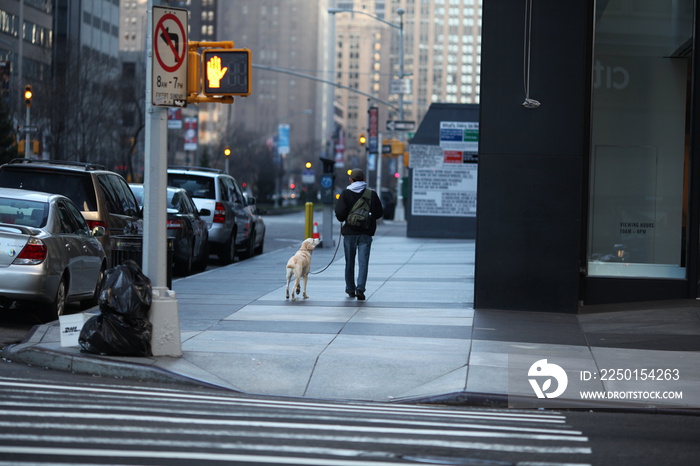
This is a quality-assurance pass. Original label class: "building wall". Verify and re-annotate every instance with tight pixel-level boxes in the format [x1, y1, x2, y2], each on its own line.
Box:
[334, 0, 392, 168]
[474, 0, 593, 313]
[389, 0, 482, 125]
[217, 0, 321, 160]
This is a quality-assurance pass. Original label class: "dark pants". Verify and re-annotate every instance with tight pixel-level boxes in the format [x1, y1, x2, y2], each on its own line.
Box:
[343, 234, 373, 293]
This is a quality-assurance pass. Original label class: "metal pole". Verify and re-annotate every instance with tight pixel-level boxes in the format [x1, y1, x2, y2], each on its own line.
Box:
[394, 9, 406, 222]
[326, 0, 337, 157]
[17, 0, 23, 105]
[24, 105, 30, 158]
[398, 9, 405, 121]
[376, 131, 382, 197]
[144, 0, 182, 357]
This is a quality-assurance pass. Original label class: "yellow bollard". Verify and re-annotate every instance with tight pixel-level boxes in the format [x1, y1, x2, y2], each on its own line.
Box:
[305, 202, 314, 239]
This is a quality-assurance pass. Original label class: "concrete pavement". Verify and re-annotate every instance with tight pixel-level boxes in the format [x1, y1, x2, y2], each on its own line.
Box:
[4, 220, 700, 410]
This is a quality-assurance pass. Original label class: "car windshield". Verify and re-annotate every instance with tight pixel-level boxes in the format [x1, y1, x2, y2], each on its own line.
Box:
[168, 174, 215, 200]
[0, 169, 98, 212]
[0, 197, 49, 228]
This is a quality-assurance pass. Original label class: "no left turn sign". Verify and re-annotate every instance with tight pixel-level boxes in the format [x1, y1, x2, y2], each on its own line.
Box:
[152, 6, 188, 107]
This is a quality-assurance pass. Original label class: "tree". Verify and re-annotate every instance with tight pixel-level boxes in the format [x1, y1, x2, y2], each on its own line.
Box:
[0, 98, 18, 164]
[44, 42, 123, 167]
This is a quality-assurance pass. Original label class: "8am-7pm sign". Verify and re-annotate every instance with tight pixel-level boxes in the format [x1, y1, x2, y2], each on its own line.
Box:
[152, 6, 188, 107]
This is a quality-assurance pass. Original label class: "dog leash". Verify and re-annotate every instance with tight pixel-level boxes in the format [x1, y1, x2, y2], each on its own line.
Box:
[310, 221, 343, 275]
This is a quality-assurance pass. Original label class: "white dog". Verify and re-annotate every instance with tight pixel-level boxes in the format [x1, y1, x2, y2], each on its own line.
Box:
[285, 238, 320, 301]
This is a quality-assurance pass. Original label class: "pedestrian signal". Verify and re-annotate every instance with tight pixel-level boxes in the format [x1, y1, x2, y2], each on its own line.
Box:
[203, 49, 252, 97]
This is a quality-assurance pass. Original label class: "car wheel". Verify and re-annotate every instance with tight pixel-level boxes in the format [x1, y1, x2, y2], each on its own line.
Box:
[177, 247, 194, 276]
[218, 230, 236, 265]
[194, 240, 209, 273]
[45, 275, 68, 322]
[254, 231, 265, 255]
[239, 227, 256, 260]
[82, 263, 105, 308]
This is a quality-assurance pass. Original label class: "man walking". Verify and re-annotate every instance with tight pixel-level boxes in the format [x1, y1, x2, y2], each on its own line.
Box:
[335, 168, 384, 300]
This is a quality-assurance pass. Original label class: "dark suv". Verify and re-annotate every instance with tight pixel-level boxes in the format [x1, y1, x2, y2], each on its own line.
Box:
[0, 159, 142, 266]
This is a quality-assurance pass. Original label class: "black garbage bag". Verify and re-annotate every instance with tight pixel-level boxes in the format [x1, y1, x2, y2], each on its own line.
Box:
[79, 313, 153, 357]
[79, 260, 153, 357]
[98, 260, 152, 319]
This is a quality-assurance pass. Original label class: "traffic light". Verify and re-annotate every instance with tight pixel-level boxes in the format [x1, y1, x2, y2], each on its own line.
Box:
[187, 50, 201, 96]
[224, 146, 231, 157]
[23, 85, 32, 108]
[18, 139, 40, 155]
[358, 134, 367, 146]
[202, 49, 252, 97]
[305, 161, 312, 169]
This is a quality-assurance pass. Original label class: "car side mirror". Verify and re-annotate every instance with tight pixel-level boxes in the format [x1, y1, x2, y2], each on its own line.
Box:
[199, 208, 211, 217]
[247, 196, 256, 206]
[92, 226, 106, 237]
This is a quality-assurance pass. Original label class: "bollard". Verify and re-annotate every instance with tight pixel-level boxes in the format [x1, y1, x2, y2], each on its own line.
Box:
[305, 202, 314, 239]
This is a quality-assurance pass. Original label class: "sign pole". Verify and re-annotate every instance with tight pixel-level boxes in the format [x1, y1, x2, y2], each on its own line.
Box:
[144, 1, 182, 357]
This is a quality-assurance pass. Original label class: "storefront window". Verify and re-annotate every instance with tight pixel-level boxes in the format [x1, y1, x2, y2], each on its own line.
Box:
[588, 0, 693, 279]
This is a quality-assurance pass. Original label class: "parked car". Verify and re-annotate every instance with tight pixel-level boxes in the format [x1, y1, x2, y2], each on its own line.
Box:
[167, 166, 265, 264]
[129, 184, 210, 276]
[0, 188, 106, 322]
[0, 159, 142, 267]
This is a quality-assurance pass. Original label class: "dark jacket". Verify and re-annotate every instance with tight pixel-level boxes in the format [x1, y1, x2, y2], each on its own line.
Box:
[335, 187, 384, 236]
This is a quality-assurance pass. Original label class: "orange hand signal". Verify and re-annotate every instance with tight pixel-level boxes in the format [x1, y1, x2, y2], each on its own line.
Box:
[206, 55, 228, 88]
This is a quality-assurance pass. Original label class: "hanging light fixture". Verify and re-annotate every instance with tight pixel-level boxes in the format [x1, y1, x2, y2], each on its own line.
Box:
[522, 0, 541, 109]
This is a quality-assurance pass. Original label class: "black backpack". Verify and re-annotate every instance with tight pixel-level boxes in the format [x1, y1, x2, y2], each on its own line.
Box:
[346, 189, 373, 229]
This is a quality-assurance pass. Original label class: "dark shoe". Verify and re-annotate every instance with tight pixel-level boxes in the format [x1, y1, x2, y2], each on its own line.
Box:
[356, 291, 366, 301]
[346, 291, 356, 298]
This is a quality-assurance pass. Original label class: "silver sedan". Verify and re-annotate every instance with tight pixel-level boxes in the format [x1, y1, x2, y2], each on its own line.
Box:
[0, 188, 106, 322]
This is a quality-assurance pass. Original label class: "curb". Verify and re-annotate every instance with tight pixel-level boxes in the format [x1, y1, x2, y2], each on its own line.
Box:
[2, 325, 234, 391]
[396, 391, 700, 416]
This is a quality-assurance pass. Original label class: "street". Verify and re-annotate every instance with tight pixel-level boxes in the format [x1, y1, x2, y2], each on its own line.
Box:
[0, 372, 590, 465]
[0, 370, 699, 465]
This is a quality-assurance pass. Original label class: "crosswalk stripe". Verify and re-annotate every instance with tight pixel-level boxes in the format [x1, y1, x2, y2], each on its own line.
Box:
[0, 446, 454, 466]
[0, 402, 583, 437]
[0, 377, 592, 465]
[0, 378, 567, 422]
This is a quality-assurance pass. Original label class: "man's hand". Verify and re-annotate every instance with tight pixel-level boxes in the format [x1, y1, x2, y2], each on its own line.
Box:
[207, 56, 228, 88]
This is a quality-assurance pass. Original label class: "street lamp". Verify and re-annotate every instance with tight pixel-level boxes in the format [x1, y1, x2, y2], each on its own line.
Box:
[327, 7, 407, 221]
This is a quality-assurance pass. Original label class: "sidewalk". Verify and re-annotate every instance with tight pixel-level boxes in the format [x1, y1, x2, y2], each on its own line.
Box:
[4, 221, 700, 410]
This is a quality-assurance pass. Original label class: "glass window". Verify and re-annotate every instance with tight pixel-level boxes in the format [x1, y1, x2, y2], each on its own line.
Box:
[167, 174, 216, 200]
[63, 200, 90, 235]
[587, 0, 693, 279]
[0, 170, 97, 212]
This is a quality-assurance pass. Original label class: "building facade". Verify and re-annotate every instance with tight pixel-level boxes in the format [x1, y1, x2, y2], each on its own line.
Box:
[475, 0, 697, 312]
[388, 0, 482, 126]
[0, 0, 53, 113]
